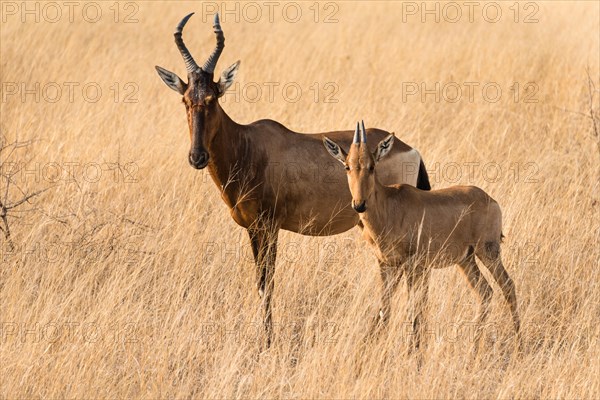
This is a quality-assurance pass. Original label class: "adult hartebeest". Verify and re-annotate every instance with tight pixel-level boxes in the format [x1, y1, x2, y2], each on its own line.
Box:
[156, 13, 431, 347]
[323, 122, 520, 352]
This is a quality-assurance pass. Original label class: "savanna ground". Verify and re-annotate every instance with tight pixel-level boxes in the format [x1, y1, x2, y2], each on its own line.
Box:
[1, 1, 599, 398]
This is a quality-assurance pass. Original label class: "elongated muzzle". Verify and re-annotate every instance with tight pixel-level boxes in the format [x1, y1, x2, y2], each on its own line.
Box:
[352, 200, 367, 213]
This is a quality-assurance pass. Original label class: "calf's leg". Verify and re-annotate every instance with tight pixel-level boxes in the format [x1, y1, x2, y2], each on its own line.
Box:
[457, 247, 494, 352]
[368, 261, 403, 337]
[406, 266, 430, 353]
[477, 242, 520, 334]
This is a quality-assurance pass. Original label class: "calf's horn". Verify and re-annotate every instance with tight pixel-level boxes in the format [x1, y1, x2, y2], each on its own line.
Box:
[360, 120, 367, 143]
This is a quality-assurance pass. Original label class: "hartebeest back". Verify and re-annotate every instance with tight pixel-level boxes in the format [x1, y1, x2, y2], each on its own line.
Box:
[323, 121, 520, 352]
[155, 14, 431, 348]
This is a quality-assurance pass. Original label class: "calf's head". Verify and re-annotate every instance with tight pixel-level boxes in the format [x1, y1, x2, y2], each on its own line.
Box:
[323, 121, 394, 213]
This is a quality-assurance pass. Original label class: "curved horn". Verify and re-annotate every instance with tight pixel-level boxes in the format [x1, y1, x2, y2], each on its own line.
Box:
[174, 12, 200, 73]
[360, 120, 367, 143]
[202, 13, 225, 74]
[353, 122, 360, 144]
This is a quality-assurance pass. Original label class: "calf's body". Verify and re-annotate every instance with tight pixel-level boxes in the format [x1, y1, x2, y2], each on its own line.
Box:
[361, 184, 502, 267]
[323, 122, 520, 352]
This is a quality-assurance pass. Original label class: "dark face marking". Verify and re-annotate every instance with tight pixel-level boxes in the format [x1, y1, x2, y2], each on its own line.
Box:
[183, 70, 221, 169]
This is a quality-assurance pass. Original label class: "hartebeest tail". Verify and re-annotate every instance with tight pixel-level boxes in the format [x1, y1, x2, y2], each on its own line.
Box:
[417, 159, 431, 190]
[323, 121, 520, 353]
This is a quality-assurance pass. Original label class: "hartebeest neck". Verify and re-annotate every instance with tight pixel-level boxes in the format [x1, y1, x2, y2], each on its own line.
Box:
[204, 103, 253, 206]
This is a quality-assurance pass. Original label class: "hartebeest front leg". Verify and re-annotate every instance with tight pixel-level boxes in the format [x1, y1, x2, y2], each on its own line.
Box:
[406, 266, 431, 354]
[247, 224, 279, 349]
[248, 228, 264, 296]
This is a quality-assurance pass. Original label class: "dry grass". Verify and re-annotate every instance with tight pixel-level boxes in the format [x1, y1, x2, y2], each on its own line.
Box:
[1, 1, 599, 398]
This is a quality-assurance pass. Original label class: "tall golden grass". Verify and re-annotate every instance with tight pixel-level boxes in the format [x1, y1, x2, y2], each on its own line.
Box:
[1, 1, 599, 398]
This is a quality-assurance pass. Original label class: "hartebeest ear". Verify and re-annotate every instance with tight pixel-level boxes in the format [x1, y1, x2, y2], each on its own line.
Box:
[217, 60, 241, 97]
[155, 66, 187, 95]
[322, 136, 347, 164]
[374, 133, 395, 162]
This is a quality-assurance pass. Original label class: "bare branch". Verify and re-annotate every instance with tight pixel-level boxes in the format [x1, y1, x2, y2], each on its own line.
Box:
[0, 137, 49, 249]
[5, 188, 49, 210]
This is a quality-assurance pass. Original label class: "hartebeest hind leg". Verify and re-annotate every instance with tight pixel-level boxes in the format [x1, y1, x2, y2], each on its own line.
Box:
[457, 248, 494, 351]
[247, 224, 279, 349]
[406, 267, 431, 353]
[476, 242, 520, 335]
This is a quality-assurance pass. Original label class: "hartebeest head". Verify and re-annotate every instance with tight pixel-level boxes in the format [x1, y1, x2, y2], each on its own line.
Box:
[155, 13, 240, 169]
[323, 121, 395, 213]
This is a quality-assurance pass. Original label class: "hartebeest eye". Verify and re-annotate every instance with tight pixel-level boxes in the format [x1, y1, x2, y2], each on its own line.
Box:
[344, 165, 350, 171]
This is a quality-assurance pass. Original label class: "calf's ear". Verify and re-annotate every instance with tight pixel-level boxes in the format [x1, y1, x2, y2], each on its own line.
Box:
[322, 136, 347, 164]
[374, 133, 395, 162]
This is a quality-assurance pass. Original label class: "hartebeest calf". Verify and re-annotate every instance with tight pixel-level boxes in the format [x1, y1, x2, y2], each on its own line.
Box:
[156, 14, 431, 347]
[323, 122, 520, 351]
